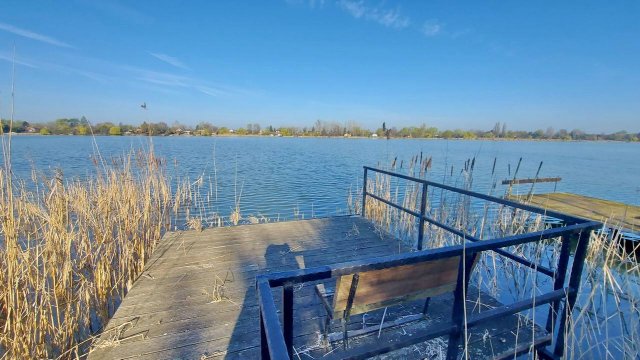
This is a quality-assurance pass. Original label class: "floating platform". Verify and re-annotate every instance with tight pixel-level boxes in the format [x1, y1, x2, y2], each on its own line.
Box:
[88, 216, 548, 359]
[510, 192, 640, 232]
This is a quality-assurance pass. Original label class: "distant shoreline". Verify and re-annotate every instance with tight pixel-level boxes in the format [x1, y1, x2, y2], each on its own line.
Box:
[4, 132, 638, 143]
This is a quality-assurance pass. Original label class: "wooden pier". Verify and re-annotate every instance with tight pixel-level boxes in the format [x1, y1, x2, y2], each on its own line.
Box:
[510, 192, 640, 231]
[88, 216, 548, 359]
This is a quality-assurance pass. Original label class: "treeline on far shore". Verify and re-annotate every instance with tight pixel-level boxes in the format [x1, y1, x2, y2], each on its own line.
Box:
[1, 118, 638, 142]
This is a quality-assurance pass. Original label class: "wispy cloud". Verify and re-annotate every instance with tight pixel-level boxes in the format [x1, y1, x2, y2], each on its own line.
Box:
[149, 52, 189, 70]
[0, 22, 73, 48]
[337, 0, 410, 29]
[422, 20, 442, 37]
[134, 69, 191, 87]
[123, 65, 256, 98]
[0, 52, 39, 68]
[197, 86, 229, 97]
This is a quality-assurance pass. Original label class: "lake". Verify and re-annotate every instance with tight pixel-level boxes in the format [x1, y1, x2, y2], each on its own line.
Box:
[7, 136, 639, 225]
[4, 135, 640, 358]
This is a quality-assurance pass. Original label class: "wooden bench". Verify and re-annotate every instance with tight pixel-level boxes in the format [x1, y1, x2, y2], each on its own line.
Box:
[314, 253, 478, 349]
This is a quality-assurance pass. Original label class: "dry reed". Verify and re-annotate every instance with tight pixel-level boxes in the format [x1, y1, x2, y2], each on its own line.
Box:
[0, 145, 175, 358]
[350, 153, 640, 358]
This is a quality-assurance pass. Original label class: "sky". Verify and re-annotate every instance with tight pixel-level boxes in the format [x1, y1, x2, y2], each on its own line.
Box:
[0, 1, 639, 133]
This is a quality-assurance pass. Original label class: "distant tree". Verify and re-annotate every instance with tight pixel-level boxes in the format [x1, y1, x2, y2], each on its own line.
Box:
[545, 127, 555, 139]
[570, 129, 584, 140]
[492, 122, 501, 137]
[195, 122, 216, 136]
[441, 130, 454, 139]
[40, 127, 51, 135]
[76, 125, 90, 135]
[109, 126, 122, 136]
[94, 122, 115, 135]
[217, 127, 230, 135]
[532, 129, 545, 139]
[557, 129, 570, 140]
[152, 122, 169, 135]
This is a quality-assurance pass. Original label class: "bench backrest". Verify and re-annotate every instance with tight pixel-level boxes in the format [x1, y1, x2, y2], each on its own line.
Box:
[331, 255, 468, 317]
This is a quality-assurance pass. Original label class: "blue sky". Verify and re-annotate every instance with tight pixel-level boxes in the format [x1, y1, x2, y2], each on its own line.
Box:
[0, 1, 638, 132]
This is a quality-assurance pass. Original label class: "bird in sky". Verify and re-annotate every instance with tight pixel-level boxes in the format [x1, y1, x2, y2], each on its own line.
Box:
[140, 102, 147, 110]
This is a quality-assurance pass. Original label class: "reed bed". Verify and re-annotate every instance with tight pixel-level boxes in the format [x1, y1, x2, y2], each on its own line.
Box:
[0, 146, 176, 359]
[350, 153, 640, 358]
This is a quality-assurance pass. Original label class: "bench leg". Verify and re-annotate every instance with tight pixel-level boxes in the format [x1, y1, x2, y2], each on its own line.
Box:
[422, 297, 431, 317]
[342, 317, 349, 349]
[323, 316, 331, 345]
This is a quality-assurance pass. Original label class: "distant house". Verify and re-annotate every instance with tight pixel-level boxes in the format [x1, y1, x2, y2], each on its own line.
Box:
[371, 133, 378, 138]
[26, 127, 37, 133]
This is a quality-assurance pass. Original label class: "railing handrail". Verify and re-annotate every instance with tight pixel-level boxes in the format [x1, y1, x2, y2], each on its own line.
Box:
[261, 220, 600, 287]
[363, 166, 587, 223]
[258, 166, 602, 360]
[258, 219, 599, 359]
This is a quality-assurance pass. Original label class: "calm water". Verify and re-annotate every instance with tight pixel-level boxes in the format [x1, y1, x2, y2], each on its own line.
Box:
[6, 136, 640, 357]
[6, 136, 640, 222]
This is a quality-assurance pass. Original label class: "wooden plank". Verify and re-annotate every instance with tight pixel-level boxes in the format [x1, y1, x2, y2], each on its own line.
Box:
[90, 288, 537, 360]
[88, 216, 551, 360]
[502, 177, 561, 185]
[333, 256, 460, 316]
[510, 192, 640, 231]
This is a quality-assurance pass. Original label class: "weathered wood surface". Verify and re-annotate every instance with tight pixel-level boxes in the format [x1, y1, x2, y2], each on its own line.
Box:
[332, 256, 459, 316]
[502, 177, 562, 185]
[89, 216, 548, 359]
[510, 192, 640, 231]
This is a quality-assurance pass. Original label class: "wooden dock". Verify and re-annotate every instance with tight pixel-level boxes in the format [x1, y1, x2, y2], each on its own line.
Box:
[510, 192, 640, 231]
[88, 216, 548, 359]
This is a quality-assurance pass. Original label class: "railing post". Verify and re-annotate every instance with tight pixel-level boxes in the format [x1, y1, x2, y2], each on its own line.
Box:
[283, 284, 294, 359]
[446, 252, 476, 360]
[546, 233, 572, 332]
[418, 182, 428, 250]
[259, 283, 271, 360]
[361, 167, 368, 217]
[553, 229, 592, 357]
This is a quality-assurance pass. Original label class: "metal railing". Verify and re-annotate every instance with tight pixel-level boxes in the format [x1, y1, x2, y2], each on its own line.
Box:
[258, 167, 601, 360]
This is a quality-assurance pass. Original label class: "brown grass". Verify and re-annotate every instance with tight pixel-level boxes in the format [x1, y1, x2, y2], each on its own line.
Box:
[351, 154, 640, 358]
[0, 145, 175, 358]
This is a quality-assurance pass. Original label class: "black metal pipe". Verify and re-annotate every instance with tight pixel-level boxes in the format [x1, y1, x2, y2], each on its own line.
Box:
[264, 222, 600, 287]
[546, 234, 572, 332]
[422, 212, 477, 241]
[260, 299, 271, 360]
[365, 191, 422, 218]
[553, 229, 591, 357]
[467, 288, 569, 327]
[257, 279, 290, 359]
[418, 182, 428, 250]
[446, 255, 474, 360]
[361, 168, 368, 217]
[283, 284, 294, 358]
[364, 166, 588, 223]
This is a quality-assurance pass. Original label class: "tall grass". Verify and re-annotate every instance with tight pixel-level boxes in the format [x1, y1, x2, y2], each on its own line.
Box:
[0, 146, 175, 358]
[350, 154, 640, 358]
